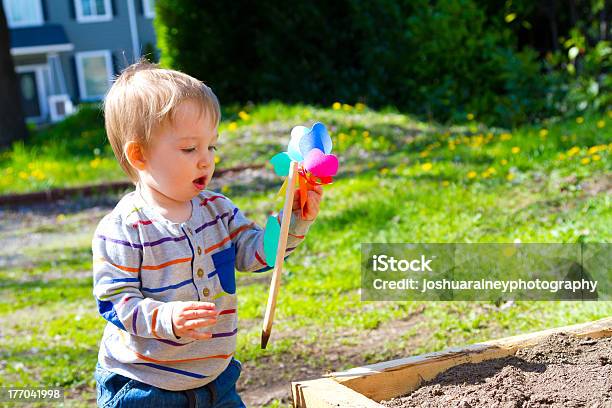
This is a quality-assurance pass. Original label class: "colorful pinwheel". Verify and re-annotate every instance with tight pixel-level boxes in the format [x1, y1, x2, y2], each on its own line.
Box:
[264, 122, 338, 267]
[270, 121, 339, 183]
[261, 122, 338, 348]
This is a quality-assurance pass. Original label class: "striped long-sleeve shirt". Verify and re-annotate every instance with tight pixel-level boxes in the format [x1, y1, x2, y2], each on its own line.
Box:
[92, 189, 312, 390]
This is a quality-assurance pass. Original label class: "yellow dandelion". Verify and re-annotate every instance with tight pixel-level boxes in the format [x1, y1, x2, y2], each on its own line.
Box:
[442, 180, 450, 187]
[332, 102, 341, 110]
[380, 168, 389, 175]
[592, 154, 601, 161]
[56, 214, 66, 223]
[350, 129, 357, 136]
[467, 171, 477, 179]
[362, 130, 370, 137]
[539, 129, 548, 137]
[506, 173, 515, 181]
[238, 111, 250, 121]
[587, 146, 599, 155]
[421, 162, 433, 171]
[487, 167, 497, 174]
[214, 156, 220, 164]
[567, 146, 580, 156]
[221, 185, 230, 193]
[448, 142, 456, 151]
[342, 104, 352, 111]
[581, 157, 590, 165]
[19, 171, 28, 179]
[339, 133, 347, 143]
[511, 146, 521, 154]
[228, 122, 238, 131]
[500, 133, 512, 141]
[501, 159, 508, 165]
[597, 120, 605, 129]
[419, 151, 429, 158]
[32, 170, 45, 180]
[576, 116, 584, 124]
[90, 158, 100, 168]
[355, 102, 366, 111]
[466, 113, 475, 121]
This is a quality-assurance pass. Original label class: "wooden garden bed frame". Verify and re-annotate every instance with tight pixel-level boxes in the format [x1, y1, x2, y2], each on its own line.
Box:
[291, 316, 612, 408]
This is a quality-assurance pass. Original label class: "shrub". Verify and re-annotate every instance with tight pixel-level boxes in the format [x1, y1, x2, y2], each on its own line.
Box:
[154, 0, 607, 127]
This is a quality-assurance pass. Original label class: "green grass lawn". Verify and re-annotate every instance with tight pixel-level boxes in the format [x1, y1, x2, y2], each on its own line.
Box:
[0, 103, 610, 407]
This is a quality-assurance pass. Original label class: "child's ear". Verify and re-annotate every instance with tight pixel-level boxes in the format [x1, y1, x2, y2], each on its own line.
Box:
[124, 141, 147, 171]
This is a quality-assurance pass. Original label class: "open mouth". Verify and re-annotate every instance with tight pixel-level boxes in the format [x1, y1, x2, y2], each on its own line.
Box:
[193, 176, 207, 190]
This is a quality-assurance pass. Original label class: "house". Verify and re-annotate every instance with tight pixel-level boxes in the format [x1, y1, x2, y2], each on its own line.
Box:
[5, 0, 158, 124]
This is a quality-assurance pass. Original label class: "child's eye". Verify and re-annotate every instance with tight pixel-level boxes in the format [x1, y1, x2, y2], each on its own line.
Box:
[181, 147, 196, 153]
[209, 146, 217, 152]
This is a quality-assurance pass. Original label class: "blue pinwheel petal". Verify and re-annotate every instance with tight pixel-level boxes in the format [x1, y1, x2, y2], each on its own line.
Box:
[298, 129, 324, 157]
[311, 122, 332, 154]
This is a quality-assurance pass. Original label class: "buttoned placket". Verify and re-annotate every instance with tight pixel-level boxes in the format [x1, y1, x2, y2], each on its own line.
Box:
[182, 223, 213, 302]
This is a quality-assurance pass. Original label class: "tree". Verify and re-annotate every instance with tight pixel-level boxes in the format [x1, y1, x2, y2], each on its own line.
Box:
[0, 3, 27, 148]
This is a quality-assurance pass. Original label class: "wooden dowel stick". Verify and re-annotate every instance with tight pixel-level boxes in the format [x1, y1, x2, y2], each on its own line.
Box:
[261, 161, 299, 349]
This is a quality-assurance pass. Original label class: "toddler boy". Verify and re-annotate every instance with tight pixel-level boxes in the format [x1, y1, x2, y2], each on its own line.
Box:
[93, 60, 322, 407]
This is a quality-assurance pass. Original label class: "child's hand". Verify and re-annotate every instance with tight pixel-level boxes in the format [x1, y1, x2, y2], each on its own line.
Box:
[293, 185, 323, 221]
[171, 301, 217, 340]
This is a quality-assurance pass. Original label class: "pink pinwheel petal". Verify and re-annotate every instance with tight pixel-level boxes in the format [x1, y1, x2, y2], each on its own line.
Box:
[304, 149, 339, 178]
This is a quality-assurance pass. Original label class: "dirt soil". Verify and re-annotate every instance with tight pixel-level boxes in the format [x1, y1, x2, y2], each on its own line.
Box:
[382, 333, 612, 408]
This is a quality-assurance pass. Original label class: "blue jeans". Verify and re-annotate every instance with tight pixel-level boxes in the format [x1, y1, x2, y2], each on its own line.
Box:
[95, 359, 246, 408]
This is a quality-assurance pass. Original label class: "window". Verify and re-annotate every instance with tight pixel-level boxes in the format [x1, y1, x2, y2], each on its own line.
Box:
[143, 0, 155, 18]
[75, 50, 113, 100]
[2, 0, 43, 28]
[48, 95, 75, 123]
[74, 0, 113, 23]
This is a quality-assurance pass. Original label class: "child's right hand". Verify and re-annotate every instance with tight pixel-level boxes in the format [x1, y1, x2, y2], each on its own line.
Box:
[171, 301, 217, 340]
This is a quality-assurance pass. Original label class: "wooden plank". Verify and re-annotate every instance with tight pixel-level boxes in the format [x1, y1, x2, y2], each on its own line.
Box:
[292, 378, 383, 408]
[330, 316, 612, 402]
[331, 345, 512, 403]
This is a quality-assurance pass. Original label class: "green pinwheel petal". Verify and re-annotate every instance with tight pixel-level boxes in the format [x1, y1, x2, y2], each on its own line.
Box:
[263, 215, 281, 266]
[270, 152, 291, 176]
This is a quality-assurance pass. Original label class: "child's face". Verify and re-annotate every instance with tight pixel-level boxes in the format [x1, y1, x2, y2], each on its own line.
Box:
[141, 100, 218, 204]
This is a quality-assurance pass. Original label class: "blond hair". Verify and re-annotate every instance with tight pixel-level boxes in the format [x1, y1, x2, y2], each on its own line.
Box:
[103, 59, 221, 181]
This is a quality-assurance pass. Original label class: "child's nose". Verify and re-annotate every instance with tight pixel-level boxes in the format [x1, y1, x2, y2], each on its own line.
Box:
[198, 154, 211, 169]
